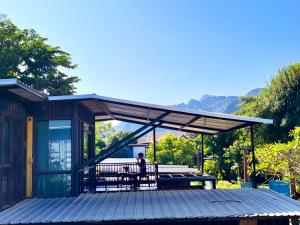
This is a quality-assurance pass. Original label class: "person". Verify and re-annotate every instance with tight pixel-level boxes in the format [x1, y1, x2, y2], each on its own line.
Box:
[132, 152, 147, 190]
[136, 152, 146, 176]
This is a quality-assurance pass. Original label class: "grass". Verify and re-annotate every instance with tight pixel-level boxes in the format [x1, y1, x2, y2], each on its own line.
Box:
[217, 180, 241, 189]
[217, 180, 270, 189]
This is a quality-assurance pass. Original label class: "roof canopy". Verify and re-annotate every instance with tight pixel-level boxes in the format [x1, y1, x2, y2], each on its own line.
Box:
[0, 79, 272, 135]
[49, 94, 273, 135]
[0, 79, 46, 101]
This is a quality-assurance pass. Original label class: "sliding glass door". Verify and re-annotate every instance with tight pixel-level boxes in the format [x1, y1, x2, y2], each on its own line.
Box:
[35, 120, 72, 197]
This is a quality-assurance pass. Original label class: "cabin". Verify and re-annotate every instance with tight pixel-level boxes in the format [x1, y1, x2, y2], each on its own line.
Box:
[0, 78, 299, 225]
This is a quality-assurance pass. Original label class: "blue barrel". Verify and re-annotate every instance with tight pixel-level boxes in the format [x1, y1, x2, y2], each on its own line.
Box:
[269, 180, 290, 197]
[241, 182, 253, 188]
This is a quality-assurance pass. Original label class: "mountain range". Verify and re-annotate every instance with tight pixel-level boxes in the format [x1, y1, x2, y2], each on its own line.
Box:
[116, 88, 263, 133]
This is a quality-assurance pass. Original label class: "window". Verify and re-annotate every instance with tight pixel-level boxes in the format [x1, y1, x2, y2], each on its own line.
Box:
[35, 120, 72, 197]
[36, 120, 71, 171]
[83, 123, 90, 161]
[35, 174, 71, 197]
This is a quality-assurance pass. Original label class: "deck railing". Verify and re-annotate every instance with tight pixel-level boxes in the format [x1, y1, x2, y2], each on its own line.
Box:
[81, 163, 158, 192]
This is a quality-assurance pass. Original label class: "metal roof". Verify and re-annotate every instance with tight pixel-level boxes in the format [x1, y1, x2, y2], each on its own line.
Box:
[0, 78, 273, 134]
[0, 79, 46, 101]
[49, 94, 273, 135]
[0, 189, 299, 224]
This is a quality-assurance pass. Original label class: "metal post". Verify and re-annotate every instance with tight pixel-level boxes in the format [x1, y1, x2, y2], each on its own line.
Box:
[153, 128, 156, 162]
[250, 125, 257, 189]
[153, 127, 159, 189]
[201, 133, 204, 174]
[196, 142, 200, 171]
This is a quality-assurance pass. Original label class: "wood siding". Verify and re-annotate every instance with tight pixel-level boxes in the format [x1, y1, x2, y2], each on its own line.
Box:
[0, 91, 27, 210]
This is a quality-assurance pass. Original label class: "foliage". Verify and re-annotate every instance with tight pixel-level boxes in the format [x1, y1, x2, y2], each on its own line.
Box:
[95, 122, 116, 154]
[95, 121, 136, 156]
[0, 15, 79, 95]
[110, 131, 136, 158]
[255, 127, 300, 183]
[239, 63, 300, 143]
[205, 131, 238, 180]
[147, 133, 197, 166]
[223, 129, 251, 180]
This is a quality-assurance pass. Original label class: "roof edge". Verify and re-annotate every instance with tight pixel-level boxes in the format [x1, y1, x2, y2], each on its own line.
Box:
[49, 94, 273, 125]
[0, 78, 47, 100]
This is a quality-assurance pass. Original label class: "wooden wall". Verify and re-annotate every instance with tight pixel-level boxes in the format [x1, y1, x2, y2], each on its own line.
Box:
[0, 90, 27, 210]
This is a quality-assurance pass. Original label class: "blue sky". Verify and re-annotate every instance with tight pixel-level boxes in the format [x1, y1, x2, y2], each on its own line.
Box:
[1, 0, 300, 105]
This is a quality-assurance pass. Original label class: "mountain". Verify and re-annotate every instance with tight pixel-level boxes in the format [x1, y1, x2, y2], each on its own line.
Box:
[175, 95, 241, 114]
[175, 88, 264, 114]
[116, 88, 263, 134]
[246, 88, 264, 97]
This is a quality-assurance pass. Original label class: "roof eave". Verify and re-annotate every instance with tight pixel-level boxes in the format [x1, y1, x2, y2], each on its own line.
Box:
[49, 94, 274, 125]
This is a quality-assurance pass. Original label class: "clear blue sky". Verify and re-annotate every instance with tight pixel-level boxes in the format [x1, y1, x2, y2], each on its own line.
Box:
[1, 0, 300, 105]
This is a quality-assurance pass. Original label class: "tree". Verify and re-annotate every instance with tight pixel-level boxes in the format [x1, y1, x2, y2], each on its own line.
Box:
[95, 121, 136, 156]
[95, 122, 116, 154]
[239, 63, 300, 143]
[255, 127, 300, 182]
[205, 131, 238, 180]
[147, 133, 197, 166]
[223, 129, 251, 180]
[110, 131, 137, 158]
[0, 15, 79, 95]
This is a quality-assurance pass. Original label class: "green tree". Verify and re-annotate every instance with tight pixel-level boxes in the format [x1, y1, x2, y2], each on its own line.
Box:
[0, 15, 79, 95]
[95, 122, 116, 154]
[255, 127, 300, 183]
[147, 133, 197, 166]
[239, 63, 300, 143]
[223, 129, 251, 180]
[205, 131, 238, 180]
[95, 122, 136, 157]
[110, 131, 137, 158]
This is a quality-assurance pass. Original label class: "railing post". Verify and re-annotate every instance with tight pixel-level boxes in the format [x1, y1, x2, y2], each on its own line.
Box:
[201, 133, 204, 175]
[155, 163, 159, 189]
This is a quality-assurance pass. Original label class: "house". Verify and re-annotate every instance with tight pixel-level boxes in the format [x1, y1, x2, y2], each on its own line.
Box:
[0, 78, 299, 225]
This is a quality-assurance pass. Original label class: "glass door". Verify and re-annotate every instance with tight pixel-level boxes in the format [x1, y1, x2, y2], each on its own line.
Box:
[35, 120, 72, 197]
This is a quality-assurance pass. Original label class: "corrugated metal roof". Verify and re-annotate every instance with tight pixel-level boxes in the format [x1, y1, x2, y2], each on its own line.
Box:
[0, 189, 299, 224]
[49, 94, 273, 135]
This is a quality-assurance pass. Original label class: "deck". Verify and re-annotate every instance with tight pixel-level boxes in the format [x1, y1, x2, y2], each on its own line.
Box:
[82, 162, 216, 192]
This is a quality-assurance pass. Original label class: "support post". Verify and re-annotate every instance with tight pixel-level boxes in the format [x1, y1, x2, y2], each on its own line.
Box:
[153, 128, 156, 162]
[153, 128, 159, 189]
[201, 133, 204, 175]
[243, 149, 249, 182]
[250, 125, 257, 188]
